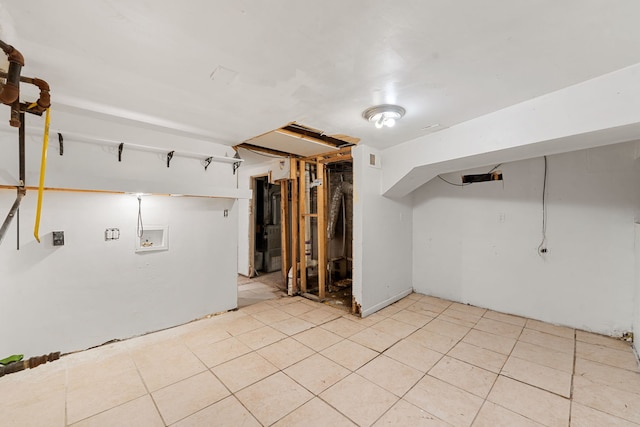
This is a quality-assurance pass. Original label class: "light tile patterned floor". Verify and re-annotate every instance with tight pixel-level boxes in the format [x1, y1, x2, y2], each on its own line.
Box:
[2, 292, 640, 426]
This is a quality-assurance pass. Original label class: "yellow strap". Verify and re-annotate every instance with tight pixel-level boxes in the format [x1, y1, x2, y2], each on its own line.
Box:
[34, 108, 50, 243]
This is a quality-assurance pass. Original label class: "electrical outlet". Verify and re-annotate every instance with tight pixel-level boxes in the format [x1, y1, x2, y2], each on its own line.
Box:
[52, 231, 64, 246]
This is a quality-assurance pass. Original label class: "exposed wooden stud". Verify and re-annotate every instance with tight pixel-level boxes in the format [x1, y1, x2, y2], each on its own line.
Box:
[317, 160, 326, 300]
[298, 160, 307, 293]
[280, 180, 289, 288]
[301, 146, 352, 163]
[290, 160, 299, 294]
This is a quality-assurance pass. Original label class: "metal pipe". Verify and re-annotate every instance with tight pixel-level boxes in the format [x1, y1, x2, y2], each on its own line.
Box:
[0, 191, 25, 246]
[19, 112, 25, 185]
[0, 39, 24, 110]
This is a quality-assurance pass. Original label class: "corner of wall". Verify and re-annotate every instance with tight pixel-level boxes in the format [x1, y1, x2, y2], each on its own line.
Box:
[352, 145, 414, 317]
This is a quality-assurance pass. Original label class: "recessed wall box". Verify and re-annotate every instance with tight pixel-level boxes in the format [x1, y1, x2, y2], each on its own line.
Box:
[135, 225, 168, 253]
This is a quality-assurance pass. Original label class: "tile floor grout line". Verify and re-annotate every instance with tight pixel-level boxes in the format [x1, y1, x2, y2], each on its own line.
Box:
[129, 348, 169, 427]
[568, 329, 577, 427]
[468, 315, 526, 426]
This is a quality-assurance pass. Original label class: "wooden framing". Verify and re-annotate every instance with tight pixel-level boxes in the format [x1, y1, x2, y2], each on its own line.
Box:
[290, 159, 298, 294]
[301, 146, 352, 164]
[278, 147, 352, 301]
[280, 180, 289, 287]
[316, 160, 326, 299]
[298, 160, 307, 293]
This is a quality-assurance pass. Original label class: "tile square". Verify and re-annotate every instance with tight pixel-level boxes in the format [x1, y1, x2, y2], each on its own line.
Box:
[257, 337, 315, 370]
[299, 307, 342, 325]
[152, 371, 230, 425]
[472, 401, 543, 427]
[350, 327, 400, 352]
[236, 325, 287, 350]
[371, 318, 419, 339]
[576, 340, 640, 372]
[570, 402, 638, 427]
[525, 319, 574, 339]
[383, 339, 443, 372]
[236, 372, 313, 426]
[294, 326, 343, 351]
[519, 329, 574, 354]
[406, 328, 458, 354]
[222, 315, 266, 336]
[447, 302, 486, 316]
[273, 398, 356, 427]
[428, 356, 496, 398]
[71, 395, 163, 427]
[0, 368, 66, 427]
[67, 356, 148, 424]
[573, 375, 640, 424]
[422, 318, 470, 340]
[575, 330, 633, 351]
[501, 356, 571, 397]
[279, 301, 316, 316]
[285, 353, 350, 394]
[390, 310, 433, 328]
[321, 339, 380, 371]
[321, 317, 367, 338]
[473, 317, 523, 339]
[172, 395, 260, 427]
[574, 357, 640, 395]
[447, 341, 507, 373]
[320, 374, 398, 427]
[190, 336, 252, 368]
[462, 329, 516, 355]
[271, 317, 315, 336]
[373, 399, 450, 426]
[251, 308, 293, 324]
[510, 340, 574, 373]
[438, 309, 481, 328]
[212, 352, 278, 392]
[487, 376, 570, 427]
[406, 301, 446, 317]
[405, 375, 483, 427]
[357, 355, 424, 396]
[482, 310, 527, 327]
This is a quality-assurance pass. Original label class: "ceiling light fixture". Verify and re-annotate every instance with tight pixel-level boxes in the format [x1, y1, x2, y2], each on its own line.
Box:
[362, 104, 406, 129]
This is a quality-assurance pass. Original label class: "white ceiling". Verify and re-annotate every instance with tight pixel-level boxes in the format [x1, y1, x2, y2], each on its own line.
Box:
[2, 1, 640, 150]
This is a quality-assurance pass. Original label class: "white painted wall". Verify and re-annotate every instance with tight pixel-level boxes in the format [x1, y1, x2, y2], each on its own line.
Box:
[383, 62, 640, 198]
[412, 142, 638, 336]
[0, 191, 237, 358]
[0, 112, 242, 357]
[353, 145, 413, 316]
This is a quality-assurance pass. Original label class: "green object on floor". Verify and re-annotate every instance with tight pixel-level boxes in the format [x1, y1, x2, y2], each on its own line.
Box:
[0, 354, 24, 365]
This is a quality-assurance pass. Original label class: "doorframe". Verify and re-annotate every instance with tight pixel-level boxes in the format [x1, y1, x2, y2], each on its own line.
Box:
[249, 173, 269, 278]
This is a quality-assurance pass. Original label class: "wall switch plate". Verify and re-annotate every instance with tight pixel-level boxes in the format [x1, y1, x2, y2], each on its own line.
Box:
[52, 231, 65, 246]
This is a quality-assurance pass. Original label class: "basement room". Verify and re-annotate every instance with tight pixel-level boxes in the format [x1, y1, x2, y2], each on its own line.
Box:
[1, 1, 639, 426]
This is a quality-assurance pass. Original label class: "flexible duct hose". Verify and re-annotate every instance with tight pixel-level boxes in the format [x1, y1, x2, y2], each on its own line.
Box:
[327, 181, 353, 239]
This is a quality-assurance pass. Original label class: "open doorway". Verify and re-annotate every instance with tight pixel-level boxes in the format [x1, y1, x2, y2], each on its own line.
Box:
[251, 175, 282, 277]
